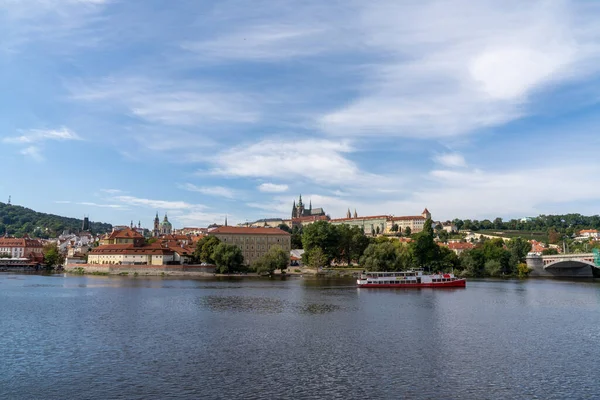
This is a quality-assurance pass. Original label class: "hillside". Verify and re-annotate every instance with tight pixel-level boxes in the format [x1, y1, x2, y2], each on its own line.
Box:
[0, 202, 112, 238]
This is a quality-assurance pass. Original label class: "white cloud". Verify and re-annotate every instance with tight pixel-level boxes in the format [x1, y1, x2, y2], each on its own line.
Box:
[69, 77, 259, 126]
[3, 127, 81, 144]
[258, 183, 289, 193]
[433, 153, 467, 168]
[0, 0, 109, 52]
[99, 188, 122, 194]
[320, 0, 600, 138]
[55, 200, 127, 209]
[112, 195, 200, 210]
[182, 25, 328, 62]
[212, 138, 362, 184]
[19, 146, 44, 162]
[179, 183, 237, 199]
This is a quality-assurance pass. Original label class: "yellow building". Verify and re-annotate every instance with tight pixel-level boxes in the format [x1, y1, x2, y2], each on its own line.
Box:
[87, 244, 175, 265]
[330, 208, 432, 236]
[99, 227, 145, 246]
[209, 226, 291, 265]
[387, 209, 431, 234]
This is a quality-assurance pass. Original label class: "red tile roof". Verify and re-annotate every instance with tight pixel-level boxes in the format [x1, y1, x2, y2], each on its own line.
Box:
[108, 227, 144, 239]
[390, 216, 425, 221]
[90, 244, 173, 255]
[210, 226, 290, 235]
[330, 215, 389, 222]
[447, 242, 475, 250]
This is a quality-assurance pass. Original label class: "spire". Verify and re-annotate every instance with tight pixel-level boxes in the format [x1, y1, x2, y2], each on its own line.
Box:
[354, 209, 358, 218]
[298, 194, 303, 206]
[138, 221, 141, 228]
[346, 208, 351, 219]
[164, 213, 168, 222]
[225, 215, 228, 227]
[130, 220, 133, 228]
[309, 199, 312, 211]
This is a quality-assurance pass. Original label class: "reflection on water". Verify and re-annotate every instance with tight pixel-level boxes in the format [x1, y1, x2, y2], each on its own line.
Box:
[198, 294, 342, 315]
[0, 274, 599, 399]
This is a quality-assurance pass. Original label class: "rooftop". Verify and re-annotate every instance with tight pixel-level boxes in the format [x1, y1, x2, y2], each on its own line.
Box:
[210, 226, 290, 235]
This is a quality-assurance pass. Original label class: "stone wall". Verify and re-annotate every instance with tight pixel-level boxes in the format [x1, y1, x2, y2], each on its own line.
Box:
[64, 264, 216, 276]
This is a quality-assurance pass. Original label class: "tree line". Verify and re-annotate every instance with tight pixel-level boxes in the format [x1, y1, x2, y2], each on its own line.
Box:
[0, 202, 112, 238]
[298, 220, 534, 278]
[453, 214, 600, 236]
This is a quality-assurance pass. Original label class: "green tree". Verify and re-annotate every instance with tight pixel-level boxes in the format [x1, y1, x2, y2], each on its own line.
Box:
[336, 225, 370, 266]
[484, 259, 503, 277]
[278, 223, 291, 233]
[460, 248, 486, 277]
[212, 243, 244, 274]
[194, 236, 221, 264]
[253, 245, 289, 276]
[542, 248, 559, 255]
[43, 242, 64, 270]
[391, 224, 399, 232]
[453, 219, 464, 232]
[404, 226, 411, 236]
[301, 221, 339, 266]
[411, 218, 440, 270]
[506, 237, 532, 272]
[360, 242, 403, 271]
[291, 225, 303, 249]
[306, 247, 327, 271]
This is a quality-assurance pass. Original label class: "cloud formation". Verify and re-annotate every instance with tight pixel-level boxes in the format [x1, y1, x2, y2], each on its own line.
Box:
[258, 183, 289, 193]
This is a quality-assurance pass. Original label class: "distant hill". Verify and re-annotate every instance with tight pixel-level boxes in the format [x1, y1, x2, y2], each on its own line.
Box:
[0, 202, 112, 238]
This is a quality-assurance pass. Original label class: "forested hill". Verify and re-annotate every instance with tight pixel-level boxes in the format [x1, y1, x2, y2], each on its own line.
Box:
[0, 202, 112, 238]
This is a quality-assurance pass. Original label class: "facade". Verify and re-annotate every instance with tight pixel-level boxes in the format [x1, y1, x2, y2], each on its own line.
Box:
[209, 226, 291, 265]
[331, 215, 389, 236]
[331, 209, 432, 236]
[88, 244, 175, 265]
[387, 209, 431, 234]
[0, 236, 44, 260]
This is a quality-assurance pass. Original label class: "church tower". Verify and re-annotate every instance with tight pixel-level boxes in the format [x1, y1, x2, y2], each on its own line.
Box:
[346, 208, 351, 219]
[291, 200, 297, 219]
[153, 212, 160, 237]
[296, 195, 305, 218]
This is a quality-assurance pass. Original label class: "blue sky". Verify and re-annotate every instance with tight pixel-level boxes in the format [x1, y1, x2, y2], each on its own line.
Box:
[2, 0, 600, 229]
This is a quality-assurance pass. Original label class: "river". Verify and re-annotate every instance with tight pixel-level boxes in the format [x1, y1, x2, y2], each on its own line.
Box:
[1, 274, 599, 399]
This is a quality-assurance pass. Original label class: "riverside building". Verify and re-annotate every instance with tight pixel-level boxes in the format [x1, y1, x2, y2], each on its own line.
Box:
[209, 226, 291, 265]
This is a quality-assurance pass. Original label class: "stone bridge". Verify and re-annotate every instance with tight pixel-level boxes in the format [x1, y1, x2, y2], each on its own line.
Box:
[526, 252, 600, 278]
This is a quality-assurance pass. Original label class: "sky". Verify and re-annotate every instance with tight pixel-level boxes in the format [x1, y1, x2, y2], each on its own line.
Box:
[2, 0, 600, 229]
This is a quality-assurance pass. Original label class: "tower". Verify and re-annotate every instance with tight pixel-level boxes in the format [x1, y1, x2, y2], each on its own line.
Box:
[346, 208, 351, 219]
[153, 212, 160, 237]
[296, 195, 305, 218]
[422, 208, 431, 220]
[291, 200, 296, 219]
[82, 216, 90, 231]
[354, 209, 358, 219]
[225, 215, 228, 227]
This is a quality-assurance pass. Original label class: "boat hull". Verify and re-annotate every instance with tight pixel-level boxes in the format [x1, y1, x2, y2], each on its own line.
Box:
[357, 279, 466, 288]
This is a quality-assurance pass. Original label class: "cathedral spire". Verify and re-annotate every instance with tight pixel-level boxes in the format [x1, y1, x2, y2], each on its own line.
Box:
[309, 199, 312, 211]
[225, 215, 228, 227]
[354, 209, 358, 218]
[346, 208, 351, 219]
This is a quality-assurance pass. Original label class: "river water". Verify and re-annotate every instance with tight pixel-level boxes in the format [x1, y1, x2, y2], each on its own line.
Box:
[1, 274, 599, 399]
